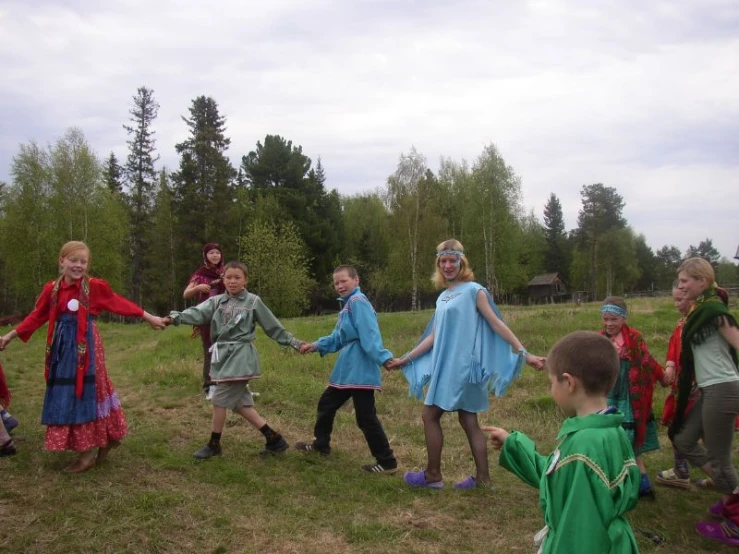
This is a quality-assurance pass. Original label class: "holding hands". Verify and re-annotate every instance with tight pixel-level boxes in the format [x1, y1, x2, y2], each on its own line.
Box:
[663, 364, 676, 386]
[384, 357, 407, 370]
[0, 331, 16, 351]
[143, 313, 168, 331]
[481, 426, 510, 450]
[299, 342, 315, 354]
[525, 353, 546, 371]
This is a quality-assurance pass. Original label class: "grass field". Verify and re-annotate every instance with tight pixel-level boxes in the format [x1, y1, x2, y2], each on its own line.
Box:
[1, 298, 737, 553]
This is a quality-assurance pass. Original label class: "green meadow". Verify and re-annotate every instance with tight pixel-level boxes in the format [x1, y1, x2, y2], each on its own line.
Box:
[1, 298, 736, 553]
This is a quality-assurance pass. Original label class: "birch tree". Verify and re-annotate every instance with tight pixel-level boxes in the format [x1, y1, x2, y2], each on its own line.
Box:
[384, 147, 428, 311]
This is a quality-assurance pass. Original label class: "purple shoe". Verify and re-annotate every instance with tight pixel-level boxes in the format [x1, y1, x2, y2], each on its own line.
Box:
[709, 499, 726, 519]
[696, 521, 739, 546]
[454, 476, 477, 490]
[404, 470, 444, 489]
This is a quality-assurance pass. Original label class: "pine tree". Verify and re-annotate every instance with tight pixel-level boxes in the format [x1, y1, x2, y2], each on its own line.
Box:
[241, 137, 342, 284]
[102, 152, 124, 194]
[123, 86, 159, 304]
[171, 96, 236, 276]
[542, 193, 570, 279]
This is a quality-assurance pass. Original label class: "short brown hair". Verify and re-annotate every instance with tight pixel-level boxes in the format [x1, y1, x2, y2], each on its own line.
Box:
[333, 265, 358, 279]
[547, 331, 618, 396]
[223, 261, 248, 278]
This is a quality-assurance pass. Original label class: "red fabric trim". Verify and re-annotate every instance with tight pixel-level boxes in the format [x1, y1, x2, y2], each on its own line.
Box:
[600, 324, 663, 448]
[0, 362, 10, 408]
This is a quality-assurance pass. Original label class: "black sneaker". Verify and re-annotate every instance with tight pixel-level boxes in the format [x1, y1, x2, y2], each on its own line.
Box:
[193, 443, 222, 460]
[295, 441, 330, 456]
[260, 436, 289, 456]
[361, 463, 398, 475]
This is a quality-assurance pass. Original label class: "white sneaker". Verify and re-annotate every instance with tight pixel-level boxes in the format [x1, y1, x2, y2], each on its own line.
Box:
[205, 386, 215, 400]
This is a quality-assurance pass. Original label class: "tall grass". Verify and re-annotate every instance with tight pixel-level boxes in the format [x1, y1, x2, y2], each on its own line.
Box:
[0, 298, 734, 552]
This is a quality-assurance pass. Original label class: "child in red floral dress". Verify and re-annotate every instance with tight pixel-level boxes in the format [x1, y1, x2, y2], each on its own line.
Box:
[0, 241, 167, 472]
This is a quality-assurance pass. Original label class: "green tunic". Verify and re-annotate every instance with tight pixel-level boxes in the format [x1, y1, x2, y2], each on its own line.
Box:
[169, 291, 300, 382]
[607, 359, 660, 455]
[499, 412, 640, 554]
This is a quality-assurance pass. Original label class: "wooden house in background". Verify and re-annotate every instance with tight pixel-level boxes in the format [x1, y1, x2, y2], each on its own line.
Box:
[528, 272, 568, 304]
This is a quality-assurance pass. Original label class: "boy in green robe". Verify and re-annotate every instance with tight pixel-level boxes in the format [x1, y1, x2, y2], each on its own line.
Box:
[485, 331, 640, 554]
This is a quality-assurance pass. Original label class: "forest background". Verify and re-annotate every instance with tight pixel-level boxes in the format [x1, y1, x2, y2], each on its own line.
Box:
[1, 87, 737, 318]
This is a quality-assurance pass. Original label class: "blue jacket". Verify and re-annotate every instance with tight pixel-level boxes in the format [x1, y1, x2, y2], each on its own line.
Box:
[313, 287, 392, 389]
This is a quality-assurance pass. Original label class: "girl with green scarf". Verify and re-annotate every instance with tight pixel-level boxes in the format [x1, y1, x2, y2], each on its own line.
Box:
[667, 258, 739, 546]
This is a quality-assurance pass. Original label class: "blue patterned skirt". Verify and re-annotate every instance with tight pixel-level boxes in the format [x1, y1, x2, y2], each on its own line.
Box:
[41, 313, 97, 425]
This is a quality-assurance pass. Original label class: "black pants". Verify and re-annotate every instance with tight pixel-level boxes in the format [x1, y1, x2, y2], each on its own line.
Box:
[313, 386, 395, 466]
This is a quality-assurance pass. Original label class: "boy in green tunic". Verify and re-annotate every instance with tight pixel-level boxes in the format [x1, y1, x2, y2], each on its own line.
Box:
[484, 331, 640, 554]
[165, 261, 304, 459]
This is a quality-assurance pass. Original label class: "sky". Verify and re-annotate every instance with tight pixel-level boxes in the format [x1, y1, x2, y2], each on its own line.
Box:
[1, 0, 738, 261]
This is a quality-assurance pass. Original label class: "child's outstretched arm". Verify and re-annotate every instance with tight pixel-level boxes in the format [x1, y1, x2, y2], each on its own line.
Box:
[252, 298, 303, 350]
[386, 332, 435, 370]
[482, 426, 509, 450]
[475, 290, 545, 370]
[143, 312, 167, 330]
[487, 427, 548, 489]
[168, 298, 217, 328]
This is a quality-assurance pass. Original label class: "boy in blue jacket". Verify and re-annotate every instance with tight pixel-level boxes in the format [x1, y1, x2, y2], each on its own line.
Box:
[297, 265, 397, 474]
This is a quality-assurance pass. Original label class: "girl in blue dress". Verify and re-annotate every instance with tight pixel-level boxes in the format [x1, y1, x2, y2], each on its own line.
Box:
[389, 239, 545, 489]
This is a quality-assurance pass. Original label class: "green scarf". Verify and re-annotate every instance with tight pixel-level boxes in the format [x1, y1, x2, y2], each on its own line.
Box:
[669, 287, 738, 438]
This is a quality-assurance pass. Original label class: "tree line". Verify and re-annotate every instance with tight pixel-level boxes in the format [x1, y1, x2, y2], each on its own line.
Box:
[1, 87, 736, 318]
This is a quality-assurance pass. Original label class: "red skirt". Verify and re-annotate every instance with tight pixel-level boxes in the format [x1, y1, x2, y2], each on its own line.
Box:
[0, 361, 10, 408]
[44, 324, 127, 452]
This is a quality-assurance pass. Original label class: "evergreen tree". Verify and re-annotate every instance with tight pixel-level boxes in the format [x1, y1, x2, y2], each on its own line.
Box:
[146, 169, 179, 314]
[171, 95, 236, 276]
[686, 239, 721, 268]
[542, 193, 570, 280]
[123, 86, 159, 304]
[103, 152, 124, 194]
[654, 245, 682, 289]
[241, 137, 341, 285]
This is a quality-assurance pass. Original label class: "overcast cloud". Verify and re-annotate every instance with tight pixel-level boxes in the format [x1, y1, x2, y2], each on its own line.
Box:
[1, 0, 737, 260]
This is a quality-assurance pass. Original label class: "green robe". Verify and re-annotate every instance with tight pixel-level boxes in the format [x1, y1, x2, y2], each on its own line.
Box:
[499, 412, 640, 554]
[169, 291, 299, 382]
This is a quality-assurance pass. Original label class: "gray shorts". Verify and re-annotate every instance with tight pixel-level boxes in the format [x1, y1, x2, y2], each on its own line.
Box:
[211, 381, 254, 411]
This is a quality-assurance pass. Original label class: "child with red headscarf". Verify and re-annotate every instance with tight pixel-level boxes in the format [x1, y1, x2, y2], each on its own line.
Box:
[183, 243, 226, 399]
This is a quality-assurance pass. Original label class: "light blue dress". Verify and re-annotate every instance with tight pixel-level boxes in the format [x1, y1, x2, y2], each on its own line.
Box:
[403, 281, 525, 412]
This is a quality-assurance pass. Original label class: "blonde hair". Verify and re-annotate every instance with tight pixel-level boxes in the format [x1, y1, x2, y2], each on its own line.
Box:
[431, 239, 474, 289]
[678, 257, 715, 288]
[58, 241, 91, 273]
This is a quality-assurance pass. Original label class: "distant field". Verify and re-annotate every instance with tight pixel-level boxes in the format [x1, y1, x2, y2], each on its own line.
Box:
[0, 298, 736, 553]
